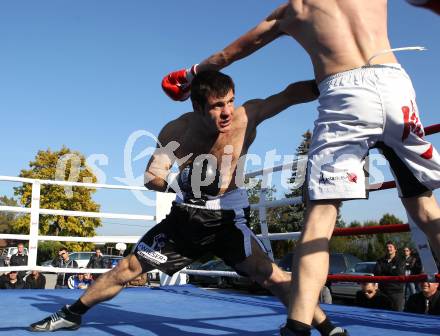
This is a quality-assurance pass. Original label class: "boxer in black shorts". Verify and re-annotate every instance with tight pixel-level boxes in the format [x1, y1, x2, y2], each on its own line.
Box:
[29, 71, 345, 336]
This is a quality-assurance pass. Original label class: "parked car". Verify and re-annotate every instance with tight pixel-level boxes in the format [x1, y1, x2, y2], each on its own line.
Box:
[277, 252, 361, 274]
[0, 246, 29, 266]
[329, 261, 376, 300]
[187, 260, 234, 288]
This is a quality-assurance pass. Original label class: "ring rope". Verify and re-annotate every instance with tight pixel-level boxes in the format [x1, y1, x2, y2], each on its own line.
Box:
[327, 273, 440, 283]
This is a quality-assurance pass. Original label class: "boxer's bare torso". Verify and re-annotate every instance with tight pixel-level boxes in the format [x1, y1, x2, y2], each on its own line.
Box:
[199, 1, 397, 84]
[280, 0, 397, 82]
[165, 104, 255, 194]
[145, 80, 317, 195]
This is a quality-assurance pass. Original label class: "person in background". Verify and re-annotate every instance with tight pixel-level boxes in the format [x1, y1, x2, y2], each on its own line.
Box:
[0, 271, 27, 289]
[87, 248, 105, 280]
[403, 246, 421, 301]
[10, 243, 28, 280]
[405, 282, 440, 315]
[374, 241, 406, 311]
[26, 270, 46, 289]
[51, 247, 78, 289]
[355, 282, 393, 310]
[68, 272, 93, 290]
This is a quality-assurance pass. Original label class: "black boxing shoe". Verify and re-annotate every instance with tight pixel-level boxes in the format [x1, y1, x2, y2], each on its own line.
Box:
[29, 305, 81, 332]
[329, 327, 350, 336]
[280, 326, 311, 336]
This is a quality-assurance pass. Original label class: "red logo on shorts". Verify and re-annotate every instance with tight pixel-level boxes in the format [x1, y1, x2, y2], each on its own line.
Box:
[402, 101, 424, 141]
[346, 172, 358, 183]
[401, 101, 433, 160]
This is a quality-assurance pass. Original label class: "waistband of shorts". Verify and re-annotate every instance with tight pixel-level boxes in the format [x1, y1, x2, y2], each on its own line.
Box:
[176, 188, 249, 210]
[318, 63, 405, 90]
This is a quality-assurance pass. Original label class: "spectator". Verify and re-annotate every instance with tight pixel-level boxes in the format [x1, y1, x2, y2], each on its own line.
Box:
[51, 247, 78, 289]
[25, 270, 46, 289]
[0, 272, 7, 287]
[403, 247, 421, 301]
[0, 271, 27, 289]
[374, 241, 406, 311]
[319, 286, 332, 304]
[9, 243, 28, 280]
[68, 272, 93, 289]
[86, 248, 104, 269]
[405, 282, 440, 315]
[87, 248, 104, 279]
[355, 282, 393, 310]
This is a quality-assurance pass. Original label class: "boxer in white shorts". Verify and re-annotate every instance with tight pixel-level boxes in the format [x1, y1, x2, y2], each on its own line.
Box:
[161, 2, 440, 335]
[308, 63, 440, 200]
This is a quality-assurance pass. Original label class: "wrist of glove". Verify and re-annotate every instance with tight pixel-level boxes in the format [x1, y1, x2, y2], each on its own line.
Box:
[166, 161, 221, 202]
[161, 64, 198, 101]
[166, 167, 192, 196]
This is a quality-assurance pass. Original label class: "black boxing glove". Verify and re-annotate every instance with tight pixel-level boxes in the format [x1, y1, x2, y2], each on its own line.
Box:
[190, 157, 221, 198]
[166, 165, 192, 196]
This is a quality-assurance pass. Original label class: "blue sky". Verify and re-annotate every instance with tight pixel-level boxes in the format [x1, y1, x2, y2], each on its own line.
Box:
[0, 1, 439, 236]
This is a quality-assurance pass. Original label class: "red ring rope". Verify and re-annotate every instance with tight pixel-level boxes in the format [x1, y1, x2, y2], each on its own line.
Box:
[425, 123, 440, 136]
[333, 223, 410, 236]
[327, 273, 440, 283]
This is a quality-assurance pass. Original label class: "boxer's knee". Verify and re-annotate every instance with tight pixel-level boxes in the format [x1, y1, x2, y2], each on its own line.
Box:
[107, 254, 143, 285]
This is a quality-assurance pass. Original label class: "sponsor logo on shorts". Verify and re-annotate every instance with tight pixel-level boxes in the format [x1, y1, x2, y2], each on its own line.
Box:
[402, 101, 433, 160]
[402, 101, 424, 141]
[319, 172, 358, 185]
[136, 242, 168, 265]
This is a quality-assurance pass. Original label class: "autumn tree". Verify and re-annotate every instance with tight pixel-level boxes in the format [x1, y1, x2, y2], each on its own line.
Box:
[12, 147, 101, 252]
[0, 196, 20, 233]
[330, 213, 408, 261]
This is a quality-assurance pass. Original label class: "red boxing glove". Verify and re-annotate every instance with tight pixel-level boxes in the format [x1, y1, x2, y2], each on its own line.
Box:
[407, 0, 440, 15]
[161, 64, 198, 101]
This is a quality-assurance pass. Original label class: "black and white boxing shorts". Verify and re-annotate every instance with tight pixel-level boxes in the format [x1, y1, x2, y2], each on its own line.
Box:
[132, 188, 266, 276]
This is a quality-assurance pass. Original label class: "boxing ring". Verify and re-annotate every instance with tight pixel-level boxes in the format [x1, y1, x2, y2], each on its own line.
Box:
[1, 286, 440, 336]
[0, 124, 439, 335]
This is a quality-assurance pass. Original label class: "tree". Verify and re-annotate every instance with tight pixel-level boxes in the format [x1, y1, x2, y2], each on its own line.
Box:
[12, 147, 101, 252]
[0, 196, 20, 233]
[330, 213, 409, 261]
[379, 213, 403, 225]
[278, 131, 312, 234]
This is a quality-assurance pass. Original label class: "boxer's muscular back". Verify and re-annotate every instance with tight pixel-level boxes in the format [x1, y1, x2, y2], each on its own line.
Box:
[281, 0, 396, 82]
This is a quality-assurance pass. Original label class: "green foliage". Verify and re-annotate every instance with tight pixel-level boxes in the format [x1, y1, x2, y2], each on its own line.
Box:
[246, 131, 314, 258]
[246, 179, 294, 258]
[379, 213, 403, 225]
[330, 213, 410, 261]
[37, 241, 64, 265]
[12, 147, 101, 251]
[0, 196, 21, 233]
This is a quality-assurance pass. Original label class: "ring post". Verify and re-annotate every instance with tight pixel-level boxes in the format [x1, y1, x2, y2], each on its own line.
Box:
[28, 181, 41, 268]
[259, 172, 274, 260]
[407, 211, 438, 280]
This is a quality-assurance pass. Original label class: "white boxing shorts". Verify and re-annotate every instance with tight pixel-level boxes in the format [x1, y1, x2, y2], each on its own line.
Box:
[307, 63, 440, 200]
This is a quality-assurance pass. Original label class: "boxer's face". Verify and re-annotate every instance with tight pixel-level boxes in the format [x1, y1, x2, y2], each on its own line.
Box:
[202, 89, 235, 133]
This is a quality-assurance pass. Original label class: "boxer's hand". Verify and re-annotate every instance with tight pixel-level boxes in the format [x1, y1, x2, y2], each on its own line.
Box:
[161, 65, 198, 101]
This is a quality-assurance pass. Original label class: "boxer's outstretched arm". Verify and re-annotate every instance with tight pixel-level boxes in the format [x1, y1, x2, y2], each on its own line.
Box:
[197, 4, 289, 72]
[162, 4, 289, 101]
[245, 80, 319, 125]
